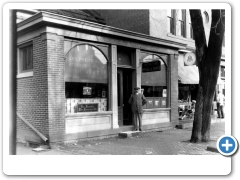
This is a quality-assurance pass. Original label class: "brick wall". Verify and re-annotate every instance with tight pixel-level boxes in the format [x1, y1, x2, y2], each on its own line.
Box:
[170, 54, 179, 122]
[46, 34, 65, 138]
[17, 77, 38, 142]
[17, 33, 65, 143]
[32, 36, 49, 137]
[97, 10, 150, 35]
[17, 36, 49, 142]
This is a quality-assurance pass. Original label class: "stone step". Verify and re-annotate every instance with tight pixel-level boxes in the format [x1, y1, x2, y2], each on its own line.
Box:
[118, 131, 142, 138]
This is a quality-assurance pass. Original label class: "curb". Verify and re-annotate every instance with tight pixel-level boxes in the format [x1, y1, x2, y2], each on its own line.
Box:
[176, 118, 225, 129]
[206, 145, 219, 153]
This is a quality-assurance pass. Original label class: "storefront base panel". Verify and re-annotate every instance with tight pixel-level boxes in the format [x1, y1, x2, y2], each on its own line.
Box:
[142, 110, 170, 125]
[49, 128, 119, 143]
[65, 113, 112, 134]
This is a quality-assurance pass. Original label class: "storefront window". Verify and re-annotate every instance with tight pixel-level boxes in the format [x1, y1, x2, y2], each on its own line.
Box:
[65, 44, 108, 113]
[141, 54, 168, 109]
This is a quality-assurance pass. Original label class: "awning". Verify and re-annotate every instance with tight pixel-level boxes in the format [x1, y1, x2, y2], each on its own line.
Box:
[178, 65, 199, 84]
[178, 65, 225, 85]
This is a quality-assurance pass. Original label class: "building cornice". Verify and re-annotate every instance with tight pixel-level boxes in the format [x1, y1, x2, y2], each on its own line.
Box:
[17, 11, 187, 50]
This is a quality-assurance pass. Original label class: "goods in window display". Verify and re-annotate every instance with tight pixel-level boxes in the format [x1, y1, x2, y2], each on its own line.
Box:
[65, 98, 107, 113]
[83, 86, 92, 95]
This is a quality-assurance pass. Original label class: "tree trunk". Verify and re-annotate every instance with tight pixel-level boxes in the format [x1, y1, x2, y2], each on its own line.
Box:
[190, 10, 225, 142]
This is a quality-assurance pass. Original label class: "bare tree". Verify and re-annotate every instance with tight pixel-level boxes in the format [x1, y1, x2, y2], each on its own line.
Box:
[190, 10, 225, 142]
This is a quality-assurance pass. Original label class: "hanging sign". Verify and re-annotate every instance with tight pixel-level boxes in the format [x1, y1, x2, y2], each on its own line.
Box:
[142, 61, 161, 73]
[184, 52, 196, 66]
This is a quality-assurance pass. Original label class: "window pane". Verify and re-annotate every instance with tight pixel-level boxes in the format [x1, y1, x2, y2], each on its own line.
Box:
[27, 46, 33, 70]
[167, 10, 174, 34]
[167, 9, 172, 17]
[117, 46, 132, 66]
[180, 21, 185, 37]
[21, 45, 33, 72]
[167, 17, 174, 34]
[65, 44, 109, 113]
[178, 9, 182, 20]
[221, 66, 225, 78]
[190, 24, 194, 39]
[22, 49, 27, 71]
[65, 45, 108, 83]
[141, 54, 168, 109]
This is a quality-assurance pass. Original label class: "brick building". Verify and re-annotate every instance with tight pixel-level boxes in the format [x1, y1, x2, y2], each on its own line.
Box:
[96, 9, 225, 101]
[16, 9, 224, 144]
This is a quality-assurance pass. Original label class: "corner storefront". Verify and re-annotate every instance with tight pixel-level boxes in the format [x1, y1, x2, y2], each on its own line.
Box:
[16, 11, 186, 143]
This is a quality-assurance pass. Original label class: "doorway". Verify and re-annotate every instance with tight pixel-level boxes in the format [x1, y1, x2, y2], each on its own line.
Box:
[117, 69, 133, 126]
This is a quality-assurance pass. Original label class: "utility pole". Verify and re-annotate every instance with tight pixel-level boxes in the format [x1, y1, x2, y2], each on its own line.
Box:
[9, 9, 17, 155]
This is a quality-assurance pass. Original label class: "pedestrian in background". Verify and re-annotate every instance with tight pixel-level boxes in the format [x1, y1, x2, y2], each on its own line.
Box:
[128, 87, 147, 131]
[217, 90, 225, 118]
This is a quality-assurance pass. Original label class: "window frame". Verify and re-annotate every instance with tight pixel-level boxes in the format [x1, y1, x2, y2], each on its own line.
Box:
[64, 43, 110, 114]
[177, 10, 186, 37]
[140, 52, 169, 109]
[189, 23, 195, 40]
[17, 41, 33, 78]
[220, 66, 225, 79]
[168, 9, 189, 38]
[167, 10, 175, 35]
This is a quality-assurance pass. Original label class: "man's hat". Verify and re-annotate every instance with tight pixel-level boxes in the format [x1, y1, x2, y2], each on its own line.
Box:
[134, 87, 140, 90]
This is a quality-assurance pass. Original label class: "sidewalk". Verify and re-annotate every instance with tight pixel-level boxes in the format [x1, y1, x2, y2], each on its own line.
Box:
[17, 119, 225, 155]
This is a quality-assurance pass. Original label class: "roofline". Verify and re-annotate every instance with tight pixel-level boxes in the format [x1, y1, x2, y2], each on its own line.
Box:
[17, 9, 39, 15]
[17, 11, 187, 50]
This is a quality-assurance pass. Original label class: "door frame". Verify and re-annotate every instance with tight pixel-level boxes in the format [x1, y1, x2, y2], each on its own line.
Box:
[117, 68, 134, 126]
[117, 70, 124, 126]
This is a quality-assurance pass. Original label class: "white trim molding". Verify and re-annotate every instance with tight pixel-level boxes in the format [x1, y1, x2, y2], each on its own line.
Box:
[17, 71, 33, 78]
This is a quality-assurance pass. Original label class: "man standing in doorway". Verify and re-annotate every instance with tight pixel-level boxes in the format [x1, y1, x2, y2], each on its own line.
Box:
[217, 90, 225, 119]
[128, 87, 147, 131]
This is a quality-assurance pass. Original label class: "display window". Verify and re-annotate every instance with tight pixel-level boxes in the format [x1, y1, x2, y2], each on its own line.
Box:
[65, 44, 109, 113]
[141, 53, 168, 109]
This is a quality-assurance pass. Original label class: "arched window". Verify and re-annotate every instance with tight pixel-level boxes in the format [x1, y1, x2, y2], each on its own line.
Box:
[141, 53, 168, 109]
[65, 44, 109, 113]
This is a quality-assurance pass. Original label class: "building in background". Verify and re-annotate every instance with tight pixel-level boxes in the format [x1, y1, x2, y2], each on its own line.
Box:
[97, 9, 225, 102]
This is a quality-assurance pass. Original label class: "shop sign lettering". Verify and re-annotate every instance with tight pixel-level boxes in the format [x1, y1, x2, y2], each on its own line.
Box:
[142, 61, 161, 73]
[77, 103, 98, 112]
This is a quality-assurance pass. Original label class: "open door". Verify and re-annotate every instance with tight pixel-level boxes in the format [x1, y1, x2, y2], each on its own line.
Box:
[117, 69, 132, 126]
